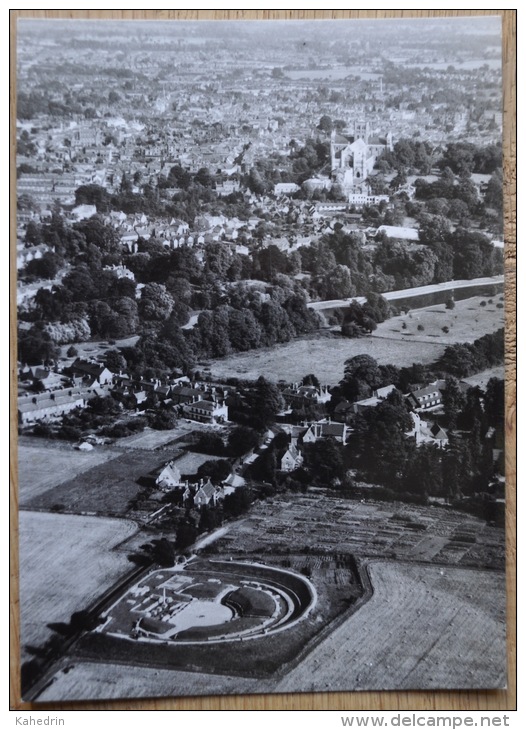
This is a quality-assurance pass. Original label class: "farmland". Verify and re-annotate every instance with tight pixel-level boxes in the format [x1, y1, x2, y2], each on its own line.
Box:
[18, 512, 138, 661]
[207, 296, 504, 385]
[275, 561, 507, 692]
[24, 449, 174, 516]
[38, 562, 506, 699]
[37, 661, 261, 702]
[17, 441, 120, 505]
[35, 491, 506, 700]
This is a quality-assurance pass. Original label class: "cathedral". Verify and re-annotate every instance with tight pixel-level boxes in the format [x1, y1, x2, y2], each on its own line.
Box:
[330, 122, 393, 194]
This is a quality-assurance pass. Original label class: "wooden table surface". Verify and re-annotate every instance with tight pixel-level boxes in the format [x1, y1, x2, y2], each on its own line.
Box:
[9, 8, 516, 712]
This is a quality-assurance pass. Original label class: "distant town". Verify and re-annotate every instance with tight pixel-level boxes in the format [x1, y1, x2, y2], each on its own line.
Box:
[16, 17, 506, 703]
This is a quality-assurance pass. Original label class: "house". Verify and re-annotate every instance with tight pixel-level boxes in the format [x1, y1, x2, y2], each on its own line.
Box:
[348, 192, 390, 207]
[406, 412, 448, 448]
[375, 225, 419, 241]
[353, 385, 397, 414]
[274, 182, 300, 196]
[303, 421, 349, 445]
[18, 389, 85, 425]
[193, 478, 225, 508]
[406, 380, 446, 411]
[156, 461, 182, 490]
[171, 385, 205, 405]
[19, 366, 65, 391]
[281, 384, 331, 410]
[280, 443, 303, 472]
[182, 399, 228, 424]
[333, 399, 355, 424]
[69, 359, 113, 386]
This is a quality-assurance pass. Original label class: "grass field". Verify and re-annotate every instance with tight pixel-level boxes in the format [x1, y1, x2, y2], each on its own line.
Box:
[19, 512, 138, 661]
[17, 443, 120, 506]
[114, 427, 186, 451]
[275, 562, 506, 692]
[37, 661, 260, 702]
[372, 296, 504, 346]
[208, 334, 445, 385]
[24, 449, 175, 516]
[38, 560, 506, 699]
[34, 491, 506, 700]
[207, 296, 504, 385]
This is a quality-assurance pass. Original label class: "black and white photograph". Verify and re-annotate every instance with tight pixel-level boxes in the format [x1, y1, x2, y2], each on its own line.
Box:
[14, 14, 508, 704]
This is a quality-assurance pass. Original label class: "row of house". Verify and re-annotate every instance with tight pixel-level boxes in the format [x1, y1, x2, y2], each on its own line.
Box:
[17, 386, 106, 425]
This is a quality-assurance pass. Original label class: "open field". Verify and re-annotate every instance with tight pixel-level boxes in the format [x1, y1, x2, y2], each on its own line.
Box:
[113, 427, 186, 451]
[38, 560, 506, 699]
[206, 295, 504, 385]
[18, 442, 120, 505]
[275, 562, 506, 692]
[207, 334, 445, 384]
[462, 366, 505, 388]
[19, 512, 138, 661]
[34, 492, 506, 700]
[37, 661, 261, 702]
[24, 449, 176, 516]
[371, 295, 505, 346]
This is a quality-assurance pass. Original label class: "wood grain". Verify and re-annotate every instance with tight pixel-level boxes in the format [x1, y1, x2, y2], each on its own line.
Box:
[9, 8, 516, 712]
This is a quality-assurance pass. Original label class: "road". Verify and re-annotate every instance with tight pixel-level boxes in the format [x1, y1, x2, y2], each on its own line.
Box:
[308, 275, 504, 311]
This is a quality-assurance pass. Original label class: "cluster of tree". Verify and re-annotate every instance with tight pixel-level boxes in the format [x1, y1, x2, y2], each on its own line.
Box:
[191, 426, 261, 458]
[329, 327, 504, 413]
[437, 329, 504, 378]
[414, 174, 480, 212]
[22, 213, 121, 263]
[379, 139, 435, 174]
[122, 283, 321, 377]
[347, 382, 499, 504]
[437, 142, 502, 176]
[17, 91, 78, 119]
[374, 229, 502, 287]
[341, 293, 391, 338]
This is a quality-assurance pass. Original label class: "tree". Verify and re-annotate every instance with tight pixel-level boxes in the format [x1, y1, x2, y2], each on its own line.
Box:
[194, 432, 225, 455]
[223, 487, 254, 517]
[139, 283, 174, 321]
[317, 115, 333, 133]
[227, 426, 260, 457]
[484, 169, 503, 215]
[249, 377, 285, 428]
[302, 373, 320, 388]
[324, 264, 354, 299]
[74, 184, 111, 213]
[197, 459, 231, 483]
[26, 252, 61, 280]
[442, 376, 467, 429]
[484, 378, 504, 427]
[18, 325, 60, 365]
[142, 538, 175, 567]
[175, 517, 198, 550]
[340, 354, 384, 401]
[303, 438, 345, 486]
